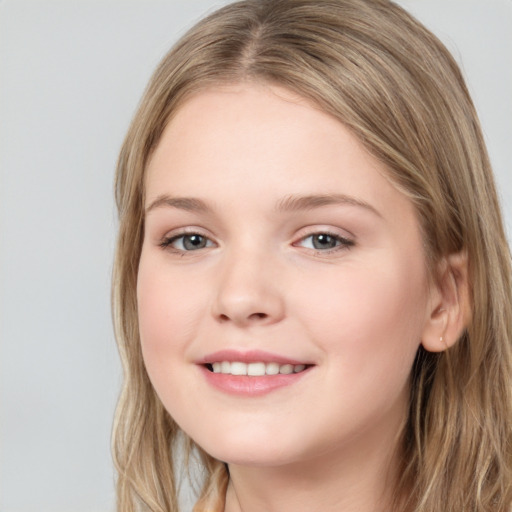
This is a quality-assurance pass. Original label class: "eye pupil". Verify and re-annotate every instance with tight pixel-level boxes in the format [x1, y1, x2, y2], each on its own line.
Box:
[313, 234, 337, 249]
[183, 234, 207, 250]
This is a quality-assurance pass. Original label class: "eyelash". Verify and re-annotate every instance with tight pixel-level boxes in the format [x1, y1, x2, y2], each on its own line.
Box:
[159, 229, 355, 256]
[159, 231, 214, 253]
[294, 232, 355, 254]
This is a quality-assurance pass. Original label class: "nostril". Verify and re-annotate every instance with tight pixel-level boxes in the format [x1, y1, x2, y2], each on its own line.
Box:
[216, 311, 269, 324]
[250, 312, 268, 320]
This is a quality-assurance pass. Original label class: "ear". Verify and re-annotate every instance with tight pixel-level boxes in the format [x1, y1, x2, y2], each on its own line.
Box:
[421, 252, 471, 352]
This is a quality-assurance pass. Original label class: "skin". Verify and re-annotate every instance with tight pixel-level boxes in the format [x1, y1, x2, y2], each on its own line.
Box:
[137, 83, 446, 512]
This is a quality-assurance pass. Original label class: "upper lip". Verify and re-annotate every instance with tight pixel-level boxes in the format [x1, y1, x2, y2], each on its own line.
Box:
[198, 349, 310, 366]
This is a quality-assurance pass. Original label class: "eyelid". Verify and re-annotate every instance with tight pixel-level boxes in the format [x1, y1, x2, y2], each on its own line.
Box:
[159, 227, 217, 252]
[292, 227, 355, 254]
[156, 225, 354, 255]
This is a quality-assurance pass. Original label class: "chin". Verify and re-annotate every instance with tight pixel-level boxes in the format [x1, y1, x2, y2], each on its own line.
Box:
[192, 428, 310, 468]
[209, 447, 297, 468]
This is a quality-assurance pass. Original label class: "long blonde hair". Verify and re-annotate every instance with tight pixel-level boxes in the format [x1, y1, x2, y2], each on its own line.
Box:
[112, 1, 512, 510]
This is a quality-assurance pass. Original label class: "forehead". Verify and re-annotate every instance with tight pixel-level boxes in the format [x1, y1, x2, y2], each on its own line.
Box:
[149, 83, 335, 173]
[145, 83, 413, 223]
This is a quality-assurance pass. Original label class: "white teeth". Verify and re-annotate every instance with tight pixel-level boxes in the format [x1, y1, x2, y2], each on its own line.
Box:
[210, 361, 307, 376]
[230, 362, 247, 375]
[247, 362, 266, 376]
[266, 362, 280, 375]
[279, 364, 294, 374]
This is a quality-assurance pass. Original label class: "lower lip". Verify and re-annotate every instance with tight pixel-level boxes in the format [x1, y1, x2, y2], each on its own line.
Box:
[199, 365, 311, 396]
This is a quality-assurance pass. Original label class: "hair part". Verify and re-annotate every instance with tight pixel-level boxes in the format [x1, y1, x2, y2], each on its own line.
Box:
[112, 1, 512, 510]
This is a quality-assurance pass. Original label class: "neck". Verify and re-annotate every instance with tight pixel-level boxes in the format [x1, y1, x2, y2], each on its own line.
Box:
[224, 421, 404, 512]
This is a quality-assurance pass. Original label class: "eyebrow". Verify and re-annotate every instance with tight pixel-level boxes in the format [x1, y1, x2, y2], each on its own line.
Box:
[145, 195, 212, 215]
[275, 193, 382, 217]
[145, 193, 381, 217]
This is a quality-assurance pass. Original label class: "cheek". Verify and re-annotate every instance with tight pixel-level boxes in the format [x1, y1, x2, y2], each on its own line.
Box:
[293, 256, 428, 380]
[136, 253, 215, 419]
[136, 255, 202, 371]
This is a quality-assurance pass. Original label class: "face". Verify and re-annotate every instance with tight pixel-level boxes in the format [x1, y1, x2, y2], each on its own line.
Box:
[137, 84, 434, 468]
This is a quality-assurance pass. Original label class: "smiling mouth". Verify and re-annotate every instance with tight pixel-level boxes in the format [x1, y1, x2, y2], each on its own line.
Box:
[205, 361, 310, 376]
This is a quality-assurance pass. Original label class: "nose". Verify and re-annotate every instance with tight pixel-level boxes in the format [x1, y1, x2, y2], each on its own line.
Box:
[211, 247, 285, 327]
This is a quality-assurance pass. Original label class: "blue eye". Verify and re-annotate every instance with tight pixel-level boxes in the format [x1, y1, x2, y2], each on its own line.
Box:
[162, 233, 214, 251]
[298, 233, 354, 251]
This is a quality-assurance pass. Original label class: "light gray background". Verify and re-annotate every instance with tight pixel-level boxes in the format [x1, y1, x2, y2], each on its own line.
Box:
[1, 1, 510, 511]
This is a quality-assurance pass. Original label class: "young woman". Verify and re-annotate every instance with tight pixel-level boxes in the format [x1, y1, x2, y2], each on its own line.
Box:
[112, 0, 512, 510]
